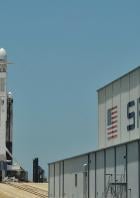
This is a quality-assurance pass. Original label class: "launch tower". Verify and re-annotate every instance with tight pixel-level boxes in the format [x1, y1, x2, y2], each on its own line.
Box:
[0, 48, 14, 180]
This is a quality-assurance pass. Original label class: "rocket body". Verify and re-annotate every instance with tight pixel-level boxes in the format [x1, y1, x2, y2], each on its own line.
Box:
[0, 48, 8, 161]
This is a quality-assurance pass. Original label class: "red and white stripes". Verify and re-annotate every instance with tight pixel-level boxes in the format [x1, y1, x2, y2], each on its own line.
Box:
[107, 106, 118, 140]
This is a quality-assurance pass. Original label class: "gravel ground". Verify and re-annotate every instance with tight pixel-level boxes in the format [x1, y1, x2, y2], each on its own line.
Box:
[0, 183, 48, 198]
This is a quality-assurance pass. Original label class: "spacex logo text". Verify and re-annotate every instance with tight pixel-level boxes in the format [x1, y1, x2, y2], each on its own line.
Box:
[127, 98, 140, 131]
[107, 98, 140, 139]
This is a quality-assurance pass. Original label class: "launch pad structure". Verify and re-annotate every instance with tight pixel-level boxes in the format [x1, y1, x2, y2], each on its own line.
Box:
[0, 48, 27, 181]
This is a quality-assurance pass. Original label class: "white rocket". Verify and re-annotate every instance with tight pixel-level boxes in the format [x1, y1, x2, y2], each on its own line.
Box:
[0, 48, 9, 161]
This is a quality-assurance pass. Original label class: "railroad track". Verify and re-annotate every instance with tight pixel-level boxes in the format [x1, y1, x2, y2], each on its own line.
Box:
[5, 182, 48, 198]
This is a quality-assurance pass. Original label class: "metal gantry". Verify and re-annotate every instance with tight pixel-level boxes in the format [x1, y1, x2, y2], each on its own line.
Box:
[104, 174, 127, 198]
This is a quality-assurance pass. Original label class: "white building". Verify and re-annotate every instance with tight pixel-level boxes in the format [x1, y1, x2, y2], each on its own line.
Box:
[48, 67, 140, 198]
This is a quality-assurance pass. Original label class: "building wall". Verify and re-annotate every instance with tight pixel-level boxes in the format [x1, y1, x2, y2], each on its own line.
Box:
[48, 67, 140, 198]
[89, 153, 95, 198]
[127, 141, 139, 198]
[49, 139, 140, 198]
[63, 155, 88, 198]
[96, 150, 104, 197]
[98, 67, 140, 149]
[49, 163, 55, 198]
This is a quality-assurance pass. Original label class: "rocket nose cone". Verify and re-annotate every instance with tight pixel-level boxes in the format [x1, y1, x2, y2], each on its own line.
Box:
[8, 92, 13, 99]
[0, 48, 7, 60]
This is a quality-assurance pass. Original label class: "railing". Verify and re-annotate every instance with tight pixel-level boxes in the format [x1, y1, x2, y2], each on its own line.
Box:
[104, 174, 127, 198]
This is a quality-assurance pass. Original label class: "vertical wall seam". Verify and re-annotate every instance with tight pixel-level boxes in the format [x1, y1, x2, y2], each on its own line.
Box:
[88, 154, 90, 198]
[104, 149, 106, 197]
[62, 160, 64, 198]
[138, 141, 140, 198]
[126, 144, 128, 198]
[54, 163, 55, 198]
[59, 162, 61, 198]
[105, 87, 107, 147]
[95, 152, 96, 198]
[120, 77, 122, 141]
[48, 165, 50, 198]
[128, 73, 130, 141]
[114, 146, 116, 195]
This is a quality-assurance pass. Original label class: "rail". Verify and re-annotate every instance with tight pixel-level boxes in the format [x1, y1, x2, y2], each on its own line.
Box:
[4, 182, 48, 198]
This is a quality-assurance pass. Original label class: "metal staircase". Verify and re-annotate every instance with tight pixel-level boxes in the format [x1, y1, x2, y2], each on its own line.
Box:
[104, 174, 127, 198]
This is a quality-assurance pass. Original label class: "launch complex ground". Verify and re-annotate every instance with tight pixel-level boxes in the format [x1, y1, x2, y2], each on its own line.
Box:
[0, 182, 48, 198]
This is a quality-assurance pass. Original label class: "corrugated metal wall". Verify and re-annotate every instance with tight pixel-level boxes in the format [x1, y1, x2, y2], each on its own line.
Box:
[89, 153, 95, 198]
[96, 150, 104, 197]
[49, 139, 140, 198]
[127, 141, 139, 198]
[98, 67, 140, 148]
[48, 67, 140, 198]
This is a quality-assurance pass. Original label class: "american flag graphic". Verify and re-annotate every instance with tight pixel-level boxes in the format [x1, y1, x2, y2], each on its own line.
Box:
[107, 106, 118, 140]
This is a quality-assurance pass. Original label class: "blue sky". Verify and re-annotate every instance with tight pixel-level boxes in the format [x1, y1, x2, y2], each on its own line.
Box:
[1, 0, 140, 179]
